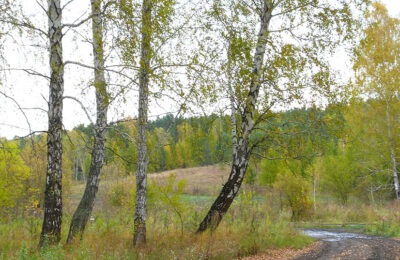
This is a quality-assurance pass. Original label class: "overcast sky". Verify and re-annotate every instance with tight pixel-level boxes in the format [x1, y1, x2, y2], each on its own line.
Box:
[1, 0, 400, 139]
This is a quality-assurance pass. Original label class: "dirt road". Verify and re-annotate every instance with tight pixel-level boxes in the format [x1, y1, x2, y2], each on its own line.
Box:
[294, 228, 400, 260]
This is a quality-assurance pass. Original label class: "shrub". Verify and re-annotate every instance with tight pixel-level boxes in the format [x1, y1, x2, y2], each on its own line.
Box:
[0, 141, 31, 217]
[274, 170, 313, 220]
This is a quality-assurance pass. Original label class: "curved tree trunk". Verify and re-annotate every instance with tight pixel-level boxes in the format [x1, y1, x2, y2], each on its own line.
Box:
[66, 0, 108, 243]
[39, 0, 64, 248]
[197, 1, 271, 233]
[198, 146, 251, 232]
[133, 0, 152, 247]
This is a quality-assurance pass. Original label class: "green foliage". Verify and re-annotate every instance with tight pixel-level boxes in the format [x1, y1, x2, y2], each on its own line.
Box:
[348, 3, 400, 201]
[244, 164, 257, 185]
[106, 180, 158, 212]
[106, 173, 188, 232]
[27, 114, 232, 180]
[320, 144, 358, 205]
[259, 158, 283, 186]
[364, 215, 400, 237]
[274, 170, 313, 221]
[152, 174, 188, 234]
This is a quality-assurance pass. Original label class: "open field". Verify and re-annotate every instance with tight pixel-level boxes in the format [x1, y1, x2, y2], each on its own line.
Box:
[0, 165, 316, 259]
[65, 165, 231, 215]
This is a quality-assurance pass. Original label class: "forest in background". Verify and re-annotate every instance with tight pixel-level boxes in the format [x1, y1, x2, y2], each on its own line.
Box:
[2, 98, 400, 219]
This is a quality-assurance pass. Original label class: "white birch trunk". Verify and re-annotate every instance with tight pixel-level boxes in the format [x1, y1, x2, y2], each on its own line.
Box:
[197, 1, 272, 232]
[133, 0, 152, 246]
[385, 101, 400, 199]
[39, 0, 64, 248]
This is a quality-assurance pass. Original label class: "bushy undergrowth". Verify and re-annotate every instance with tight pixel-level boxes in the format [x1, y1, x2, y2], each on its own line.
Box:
[273, 171, 313, 221]
[0, 212, 311, 259]
[361, 202, 400, 237]
[4, 175, 400, 259]
[0, 183, 312, 260]
[306, 200, 398, 224]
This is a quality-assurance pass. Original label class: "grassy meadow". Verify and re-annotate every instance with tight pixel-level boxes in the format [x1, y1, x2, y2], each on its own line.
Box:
[0, 165, 314, 259]
[1, 165, 400, 259]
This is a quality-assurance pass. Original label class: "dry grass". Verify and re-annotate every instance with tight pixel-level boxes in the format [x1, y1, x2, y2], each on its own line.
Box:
[65, 165, 230, 215]
[150, 165, 230, 195]
[0, 198, 313, 259]
[0, 165, 316, 259]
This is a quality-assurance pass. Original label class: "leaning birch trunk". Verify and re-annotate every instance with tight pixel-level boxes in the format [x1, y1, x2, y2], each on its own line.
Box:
[66, 0, 108, 243]
[197, 1, 271, 233]
[133, 0, 152, 246]
[385, 101, 400, 200]
[39, 0, 64, 248]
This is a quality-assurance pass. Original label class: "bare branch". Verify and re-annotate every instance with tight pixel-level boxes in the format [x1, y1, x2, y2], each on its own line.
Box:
[63, 96, 94, 125]
[0, 68, 50, 80]
[64, 60, 138, 83]
[0, 90, 33, 136]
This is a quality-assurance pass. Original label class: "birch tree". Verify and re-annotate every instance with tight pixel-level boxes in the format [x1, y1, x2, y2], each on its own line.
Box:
[0, 0, 65, 246]
[353, 3, 400, 200]
[66, 0, 110, 242]
[345, 100, 399, 201]
[39, 0, 64, 247]
[197, 0, 367, 232]
[133, 0, 152, 246]
[116, 0, 197, 245]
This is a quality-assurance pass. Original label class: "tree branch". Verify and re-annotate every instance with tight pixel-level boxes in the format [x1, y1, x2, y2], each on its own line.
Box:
[63, 96, 94, 125]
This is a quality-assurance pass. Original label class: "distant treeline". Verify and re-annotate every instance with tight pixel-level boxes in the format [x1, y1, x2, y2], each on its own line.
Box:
[4, 100, 400, 218]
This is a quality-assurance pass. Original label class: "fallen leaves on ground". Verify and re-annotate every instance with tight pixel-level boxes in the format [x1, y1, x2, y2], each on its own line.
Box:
[239, 242, 322, 260]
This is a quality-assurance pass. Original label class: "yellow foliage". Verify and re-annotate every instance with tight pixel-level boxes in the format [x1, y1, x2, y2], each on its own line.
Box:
[0, 141, 31, 215]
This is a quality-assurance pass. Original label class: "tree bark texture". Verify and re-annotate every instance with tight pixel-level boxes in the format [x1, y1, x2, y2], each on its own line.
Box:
[133, 0, 152, 247]
[385, 101, 400, 199]
[39, 0, 64, 248]
[197, 1, 272, 233]
[227, 36, 238, 155]
[66, 0, 108, 243]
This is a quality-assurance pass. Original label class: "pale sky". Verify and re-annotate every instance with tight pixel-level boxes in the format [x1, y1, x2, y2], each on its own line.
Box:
[1, 0, 400, 139]
[384, 0, 400, 16]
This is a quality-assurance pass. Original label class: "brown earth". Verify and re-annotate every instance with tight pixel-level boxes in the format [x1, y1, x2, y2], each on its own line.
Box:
[241, 242, 323, 260]
[293, 236, 400, 260]
[149, 164, 230, 195]
[243, 228, 400, 260]
[65, 165, 231, 214]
